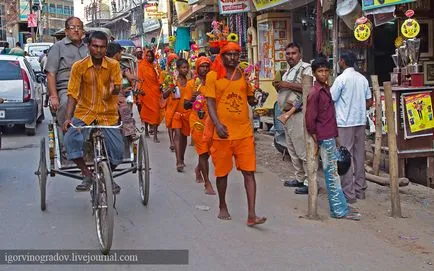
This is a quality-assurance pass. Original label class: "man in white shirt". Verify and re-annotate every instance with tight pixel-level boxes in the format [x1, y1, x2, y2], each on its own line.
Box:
[331, 52, 372, 203]
[273, 43, 312, 194]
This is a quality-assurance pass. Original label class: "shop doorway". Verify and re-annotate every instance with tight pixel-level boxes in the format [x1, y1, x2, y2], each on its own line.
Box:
[372, 22, 397, 84]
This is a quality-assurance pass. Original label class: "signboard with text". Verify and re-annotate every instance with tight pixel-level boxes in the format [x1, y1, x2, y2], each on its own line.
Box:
[19, 0, 30, 21]
[362, 0, 415, 11]
[219, 0, 250, 14]
[251, 0, 286, 11]
[144, 2, 167, 19]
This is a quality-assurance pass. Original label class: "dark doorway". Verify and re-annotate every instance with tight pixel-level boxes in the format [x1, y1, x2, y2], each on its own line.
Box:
[373, 22, 397, 84]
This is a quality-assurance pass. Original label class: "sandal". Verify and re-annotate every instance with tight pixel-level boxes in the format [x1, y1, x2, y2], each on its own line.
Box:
[247, 216, 267, 227]
[76, 176, 93, 192]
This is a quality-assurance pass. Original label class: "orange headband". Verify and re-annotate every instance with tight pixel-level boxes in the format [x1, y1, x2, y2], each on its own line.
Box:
[220, 42, 241, 54]
[167, 53, 178, 67]
[195, 56, 212, 74]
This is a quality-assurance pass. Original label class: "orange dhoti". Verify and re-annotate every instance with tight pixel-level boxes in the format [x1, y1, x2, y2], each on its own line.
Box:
[172, 111, 190, 136]
[190, 121, 210, 155]
[210, 136, 256, 177]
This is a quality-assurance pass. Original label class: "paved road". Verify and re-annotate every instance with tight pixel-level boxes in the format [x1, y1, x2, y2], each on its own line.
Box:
[0, 109, 429, 270]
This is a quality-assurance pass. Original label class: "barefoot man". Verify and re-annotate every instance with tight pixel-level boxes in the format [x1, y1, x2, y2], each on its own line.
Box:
[205, 41, 267, 227]
[138, 49, 162, 143]
[184, 56, 216, 195]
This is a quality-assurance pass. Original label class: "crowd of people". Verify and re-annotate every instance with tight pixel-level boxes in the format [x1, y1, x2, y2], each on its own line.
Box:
[43, 15, 372, 226]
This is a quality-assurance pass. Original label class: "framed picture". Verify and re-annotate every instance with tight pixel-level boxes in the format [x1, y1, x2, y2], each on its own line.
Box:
[424, 61, 434, 85]
[419, 19, 433, 58]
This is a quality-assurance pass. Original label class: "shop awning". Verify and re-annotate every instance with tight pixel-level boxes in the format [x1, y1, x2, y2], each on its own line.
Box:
[103, 12, 132, 27]
[177, 4, 208, 25]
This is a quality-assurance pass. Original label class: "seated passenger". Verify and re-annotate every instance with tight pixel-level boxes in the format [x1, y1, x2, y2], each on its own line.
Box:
[106, 42, 138, 142]
[63, 31, 124, 193]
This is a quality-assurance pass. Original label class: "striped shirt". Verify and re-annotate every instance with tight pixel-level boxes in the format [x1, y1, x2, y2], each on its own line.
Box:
[67, 56, 122, 126]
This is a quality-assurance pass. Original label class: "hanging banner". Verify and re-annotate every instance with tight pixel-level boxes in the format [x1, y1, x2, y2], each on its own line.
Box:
[403, 92, 434, 133]
[252, 0, 287, 11]
[144, 2, 167, 19]
[19, 0, 30, 21]
[28, 13, 37, 27]
[362, 0, 416, 11]
[219, 0, 250, 14]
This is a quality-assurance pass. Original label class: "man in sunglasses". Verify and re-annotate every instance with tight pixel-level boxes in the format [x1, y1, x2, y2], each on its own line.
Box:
[45, 17, 88, 127]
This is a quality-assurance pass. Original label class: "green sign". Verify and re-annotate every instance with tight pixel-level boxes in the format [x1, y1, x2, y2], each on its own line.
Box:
[362, 0, 416, 11]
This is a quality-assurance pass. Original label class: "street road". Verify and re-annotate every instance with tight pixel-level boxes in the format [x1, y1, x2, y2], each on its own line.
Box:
[0, 109, 428, 270]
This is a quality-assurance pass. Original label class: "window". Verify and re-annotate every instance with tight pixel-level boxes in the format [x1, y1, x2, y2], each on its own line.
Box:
[71, 7, 74, 15]
[57, 5, 63, 15]
[49, 4, 55, 14]
[64, 6, 70, 16]
[0, 61, 22, 81]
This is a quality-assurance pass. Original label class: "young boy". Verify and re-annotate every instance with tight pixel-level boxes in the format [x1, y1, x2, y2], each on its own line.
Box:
[305, 57, 360, 220]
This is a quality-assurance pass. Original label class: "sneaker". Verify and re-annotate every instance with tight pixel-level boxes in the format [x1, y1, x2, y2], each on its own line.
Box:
[113, 181, 121, 194]
[76, 176, 93, 192]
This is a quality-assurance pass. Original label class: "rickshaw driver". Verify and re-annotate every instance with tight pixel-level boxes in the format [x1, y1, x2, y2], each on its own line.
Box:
[62, 31, 124, 193]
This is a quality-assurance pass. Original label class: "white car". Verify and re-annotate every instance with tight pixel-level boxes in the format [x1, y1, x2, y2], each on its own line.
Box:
[24, 42, 53, 57]
[0, 55, 45, 135]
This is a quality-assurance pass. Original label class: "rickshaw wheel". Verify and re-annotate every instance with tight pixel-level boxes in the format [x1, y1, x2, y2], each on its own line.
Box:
[35, 138, 48, 211]
[137, 134, 150, 205]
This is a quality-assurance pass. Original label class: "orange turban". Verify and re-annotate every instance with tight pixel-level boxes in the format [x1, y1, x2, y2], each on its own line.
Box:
[167, 53, 178, 67]
[211, 42, 241, 79]
[195, 56, 212, 74]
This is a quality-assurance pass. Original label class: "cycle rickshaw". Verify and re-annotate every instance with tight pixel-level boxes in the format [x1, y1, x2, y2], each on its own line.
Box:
[34, 53, 150, 255]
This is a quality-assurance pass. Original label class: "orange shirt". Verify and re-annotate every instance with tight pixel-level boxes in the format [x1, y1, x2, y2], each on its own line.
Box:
[175, 80, 190, 114]
[205, 71, 254, 140]
[68, 56, 122, 126]
[184, 78, 207, 129]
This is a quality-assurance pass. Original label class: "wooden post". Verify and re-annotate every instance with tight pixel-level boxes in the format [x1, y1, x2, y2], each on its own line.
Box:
[383, 81, 402, 218]
[302, 75, 318, 219]
[371, 75, 382, 176]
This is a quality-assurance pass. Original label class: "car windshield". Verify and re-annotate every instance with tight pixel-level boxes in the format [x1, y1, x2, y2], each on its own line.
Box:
[0, 60, 22, 80]
[28, 45, 50, 56]
[26, 57, 41, 72]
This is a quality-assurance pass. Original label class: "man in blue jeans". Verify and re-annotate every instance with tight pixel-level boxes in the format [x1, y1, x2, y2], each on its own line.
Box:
[305, 57, 360, 220]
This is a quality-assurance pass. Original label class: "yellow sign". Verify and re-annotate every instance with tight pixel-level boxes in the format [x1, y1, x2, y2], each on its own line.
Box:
[401, 18, 420, 38]
[404, 93, 434, 132]
[354, 23, 371, 41]
[144, 3, 167, 19]
[252, 0, 287, 11]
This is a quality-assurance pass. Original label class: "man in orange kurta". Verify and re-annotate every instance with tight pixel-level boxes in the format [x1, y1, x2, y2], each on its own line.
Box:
[183, 57, 216, 195]
[162, 58, 190, 172]
[138, 50, 162, 142]
[205, 41, 266, 227]
[163, 53, 179, 151]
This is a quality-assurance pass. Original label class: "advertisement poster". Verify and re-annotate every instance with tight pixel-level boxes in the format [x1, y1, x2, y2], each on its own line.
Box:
[379, 94, 397, 134]
[362, 0, 415, 11]
[403, 92, 434, 133]
[144, 2, 167, 19]
[19, 1, 30, 21]
[219, 0, 249, 14]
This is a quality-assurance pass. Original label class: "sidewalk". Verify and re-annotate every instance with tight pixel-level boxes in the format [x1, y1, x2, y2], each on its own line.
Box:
[254, 133, 434, 268]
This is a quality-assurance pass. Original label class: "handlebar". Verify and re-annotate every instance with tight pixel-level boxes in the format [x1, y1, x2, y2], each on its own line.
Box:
[69, 122, 123, 130]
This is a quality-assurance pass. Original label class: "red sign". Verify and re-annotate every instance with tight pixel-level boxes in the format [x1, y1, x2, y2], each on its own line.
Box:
[219, 0, 249, 14]
[28, 13, 37, 27]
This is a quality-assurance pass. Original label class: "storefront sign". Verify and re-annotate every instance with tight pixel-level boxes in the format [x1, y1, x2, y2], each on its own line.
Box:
[362, 0, 415, 11]
[144, 2, 167, 19]
[252, 0, 287, 11]
[219, 0, 250, 14]
[19, 0, 30, 21]
[403, 92, 434, 133]
[143, 19, 161, 33]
